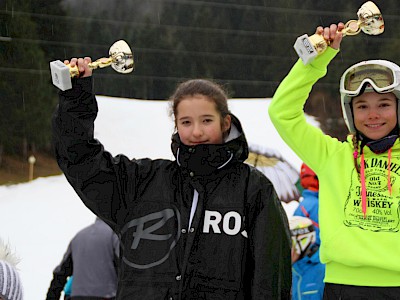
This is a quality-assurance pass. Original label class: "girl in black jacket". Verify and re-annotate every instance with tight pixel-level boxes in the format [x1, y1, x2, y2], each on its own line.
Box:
[52, 57, 291, 300]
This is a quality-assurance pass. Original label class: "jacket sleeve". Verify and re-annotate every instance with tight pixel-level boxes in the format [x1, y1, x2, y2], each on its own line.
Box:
[52, 77, 137, 230]
[246, 170, 292, 299]
[112, 232, 120, 274]
[45, 243, 73, 300]
[268, 48, 341, 174]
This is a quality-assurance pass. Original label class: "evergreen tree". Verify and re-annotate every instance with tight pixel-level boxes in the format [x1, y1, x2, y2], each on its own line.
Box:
[0, 0, 61, 158]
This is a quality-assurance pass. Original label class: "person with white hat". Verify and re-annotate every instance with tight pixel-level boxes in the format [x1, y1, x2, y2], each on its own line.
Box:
[0, 239, 23, 300]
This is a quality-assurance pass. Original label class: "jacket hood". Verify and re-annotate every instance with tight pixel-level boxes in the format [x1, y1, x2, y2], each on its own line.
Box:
[170, 114, 249, 176]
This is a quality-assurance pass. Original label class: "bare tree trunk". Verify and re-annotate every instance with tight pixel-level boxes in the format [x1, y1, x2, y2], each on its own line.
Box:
[0, 144, 3, 167]
[22, 137, 28, 158]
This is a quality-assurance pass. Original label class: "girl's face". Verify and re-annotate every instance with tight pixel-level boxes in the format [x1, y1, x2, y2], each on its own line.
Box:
[176, 94, 231, 145]
[352, 92, 397, 140]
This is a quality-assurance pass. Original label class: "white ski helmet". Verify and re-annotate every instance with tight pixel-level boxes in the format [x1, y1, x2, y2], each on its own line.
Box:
[340, 59, 400, 133]
[289, 216, 316, 258]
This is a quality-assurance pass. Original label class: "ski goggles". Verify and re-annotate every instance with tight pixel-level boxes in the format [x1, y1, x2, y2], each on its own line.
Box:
[340, 63, 399, 97]
[291, 229, 316, 256]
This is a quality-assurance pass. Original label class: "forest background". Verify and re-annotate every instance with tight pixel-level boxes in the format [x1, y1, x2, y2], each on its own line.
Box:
[1, 0, 400, 184]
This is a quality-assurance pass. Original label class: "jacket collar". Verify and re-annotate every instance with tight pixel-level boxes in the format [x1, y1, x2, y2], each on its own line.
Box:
[170, 114, 249, 176]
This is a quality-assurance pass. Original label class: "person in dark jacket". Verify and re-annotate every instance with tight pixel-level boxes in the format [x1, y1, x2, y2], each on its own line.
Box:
[51, 56, 292, 299]
[46, 218, 119, 300]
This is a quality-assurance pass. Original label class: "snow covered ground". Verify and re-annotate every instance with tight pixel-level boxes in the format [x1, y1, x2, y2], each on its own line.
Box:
[0, 95, 319, 299]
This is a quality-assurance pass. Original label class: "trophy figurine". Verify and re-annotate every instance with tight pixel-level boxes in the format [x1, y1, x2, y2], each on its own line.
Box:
[294, 1, 384, 65]
[50, 40, 134, 91]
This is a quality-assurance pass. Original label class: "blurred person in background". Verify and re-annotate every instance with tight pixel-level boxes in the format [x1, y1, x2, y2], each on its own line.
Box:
[290, 216, 325, 300]
[294, 163, 320, 246]
[0, 239, 23, 300]
[46, 218, 119, 300]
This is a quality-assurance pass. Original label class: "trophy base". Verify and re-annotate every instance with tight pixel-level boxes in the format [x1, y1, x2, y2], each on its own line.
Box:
[50, 60, 72, 91]
[293, 34, 318, 65]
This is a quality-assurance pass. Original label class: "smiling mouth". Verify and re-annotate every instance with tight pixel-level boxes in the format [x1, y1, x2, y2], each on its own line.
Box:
[366, 124, 384, 128]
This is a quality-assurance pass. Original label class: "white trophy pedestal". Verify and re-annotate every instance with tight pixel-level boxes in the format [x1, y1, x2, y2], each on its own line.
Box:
[50, 60, 72, 91]
[293, 34, 318, 65]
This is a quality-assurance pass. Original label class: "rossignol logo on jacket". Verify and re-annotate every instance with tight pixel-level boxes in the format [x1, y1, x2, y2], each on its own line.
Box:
[203, 210, 248, 237]
[120, 208, 247, 269]
[344, 157, 400, 232]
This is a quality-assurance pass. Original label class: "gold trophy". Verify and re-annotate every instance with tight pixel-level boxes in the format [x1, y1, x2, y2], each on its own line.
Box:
[50, 40, 134, 91]
[294, 1, 384, 65]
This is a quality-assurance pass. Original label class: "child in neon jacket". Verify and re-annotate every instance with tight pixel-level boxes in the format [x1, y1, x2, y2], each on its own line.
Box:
[269, 22, 400, 298]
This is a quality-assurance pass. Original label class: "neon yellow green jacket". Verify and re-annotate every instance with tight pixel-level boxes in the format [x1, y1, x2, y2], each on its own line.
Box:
[269, 48, 400, 286]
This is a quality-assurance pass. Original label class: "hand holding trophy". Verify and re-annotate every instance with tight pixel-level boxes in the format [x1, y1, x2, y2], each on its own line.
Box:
[294, 1, 384, 65]
[50, 40, 134, 91]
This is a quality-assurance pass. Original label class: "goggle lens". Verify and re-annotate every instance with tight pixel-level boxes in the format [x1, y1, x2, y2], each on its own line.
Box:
[343, 64, 396, 93]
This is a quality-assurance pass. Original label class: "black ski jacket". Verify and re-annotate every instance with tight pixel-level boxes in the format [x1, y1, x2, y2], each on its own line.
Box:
[52, 77, 291, 300]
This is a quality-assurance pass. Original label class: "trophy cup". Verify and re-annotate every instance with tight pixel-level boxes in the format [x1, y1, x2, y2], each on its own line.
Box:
[294, 1, 384, 65]
[50, 40, 134, 91]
